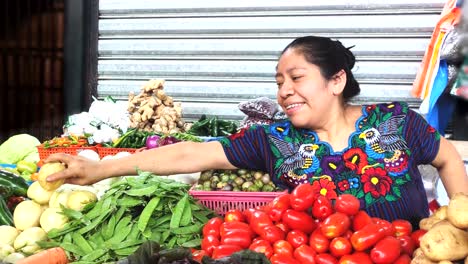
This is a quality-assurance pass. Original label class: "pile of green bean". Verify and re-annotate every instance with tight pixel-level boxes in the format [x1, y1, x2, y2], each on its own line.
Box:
[40, 172, 215, 263]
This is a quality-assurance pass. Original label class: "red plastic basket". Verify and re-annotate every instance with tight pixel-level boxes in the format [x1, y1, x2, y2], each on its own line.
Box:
[37, 146, 98, 160]
[96, 146, 143, 159]
[189, 187, 288, 215]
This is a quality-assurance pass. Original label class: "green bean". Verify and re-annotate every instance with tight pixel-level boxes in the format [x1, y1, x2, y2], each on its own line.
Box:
[179, 199, 192, 226]
[72, 232, 94, 254]
[114, 246, 139, 257]
[78, 208, 112, 235]
[167, 236, 177, 249]
[170, 194, 188, 229]
[171, 223, 203, 235]
[125, 185, 158, 196]
[109, 239, 145, 250]
[60, 242, 86, 256]
[149, 214, 171, 229]
[106, 222, 133, 245]
[161, 230, 170, 243]
[102, 214, 116, 240]
[80, 248, 107, 262]
[127, 223, 141, 240]
[193, 211, 210, 223]
[119, 196, 144, 207]
[138, 196, 160, 232]
[181, 238, 202, 248]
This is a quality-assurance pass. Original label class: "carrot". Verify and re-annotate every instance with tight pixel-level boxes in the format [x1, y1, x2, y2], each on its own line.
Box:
[17, 247, 68, 264]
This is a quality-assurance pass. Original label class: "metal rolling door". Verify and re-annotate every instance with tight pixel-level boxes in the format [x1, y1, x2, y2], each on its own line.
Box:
[97, 0, 445, 121]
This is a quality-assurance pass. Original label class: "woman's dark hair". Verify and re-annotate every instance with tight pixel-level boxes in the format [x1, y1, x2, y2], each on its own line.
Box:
[281, 36, 360, 101]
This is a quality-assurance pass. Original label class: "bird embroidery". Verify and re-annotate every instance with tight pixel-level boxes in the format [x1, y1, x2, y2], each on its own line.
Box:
[269, 135, 320, 177]
[359, 115, 408, 159]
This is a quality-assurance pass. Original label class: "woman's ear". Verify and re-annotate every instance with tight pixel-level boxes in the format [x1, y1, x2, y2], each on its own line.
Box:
[330, 69, 347, 96]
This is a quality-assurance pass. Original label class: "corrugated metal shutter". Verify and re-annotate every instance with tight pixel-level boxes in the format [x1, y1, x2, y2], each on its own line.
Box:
[97, 0, 445, 121]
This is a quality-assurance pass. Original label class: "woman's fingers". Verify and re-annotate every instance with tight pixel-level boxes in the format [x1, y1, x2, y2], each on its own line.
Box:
[44, 153, 74, 164]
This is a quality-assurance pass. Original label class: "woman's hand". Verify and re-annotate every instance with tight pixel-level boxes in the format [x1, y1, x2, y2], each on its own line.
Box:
[44, 153, 106, 186]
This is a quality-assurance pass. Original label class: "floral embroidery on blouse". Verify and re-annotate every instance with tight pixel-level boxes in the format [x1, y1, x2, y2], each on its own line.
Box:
[266, 102, 413, 207]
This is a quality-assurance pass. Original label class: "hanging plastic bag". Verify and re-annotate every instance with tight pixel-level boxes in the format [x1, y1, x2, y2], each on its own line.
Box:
[412, 0, 461, 99]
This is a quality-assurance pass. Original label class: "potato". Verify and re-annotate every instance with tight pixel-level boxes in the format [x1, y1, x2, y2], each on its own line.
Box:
[420, 206, 448, 231]
[438, 261, 453, 264]
[411, 248, 438, 264]
[447, 192, 468, 229]
[38, 162, 66, 191]
[420, 220, 468, 261]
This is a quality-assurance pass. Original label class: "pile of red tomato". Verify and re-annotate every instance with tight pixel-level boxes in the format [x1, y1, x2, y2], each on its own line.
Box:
[199, 183, 428, 264]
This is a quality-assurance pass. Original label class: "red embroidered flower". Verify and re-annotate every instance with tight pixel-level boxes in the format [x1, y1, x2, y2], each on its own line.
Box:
[228, 128, 247, 140]
[366, 105, 376, 112]
[338, 180, 349, 192]
[343, 148, 368, 173]
[361, 167, 393, 198]
[427, 126, 436, 133]
[312, 178, 337, 200]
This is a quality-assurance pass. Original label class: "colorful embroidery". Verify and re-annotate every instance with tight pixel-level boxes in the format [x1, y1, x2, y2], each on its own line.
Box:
[266, 102, 416, 208]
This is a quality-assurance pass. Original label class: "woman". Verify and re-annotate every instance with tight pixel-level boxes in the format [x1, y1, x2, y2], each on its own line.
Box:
[46, 36, 468, 226]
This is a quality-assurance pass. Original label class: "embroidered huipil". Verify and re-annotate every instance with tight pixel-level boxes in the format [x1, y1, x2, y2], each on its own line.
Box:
[219, 102, 440, 226]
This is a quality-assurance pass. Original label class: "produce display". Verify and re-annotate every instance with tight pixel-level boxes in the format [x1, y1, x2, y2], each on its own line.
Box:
[198, 184, 468, 264]
[194, 169, 278, 192]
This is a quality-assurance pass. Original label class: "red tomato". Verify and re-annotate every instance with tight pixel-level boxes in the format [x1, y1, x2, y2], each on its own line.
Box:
[338, 252, 373, 264]
[191, 249, 207, 262]
[270, 254, 301, 264]
[220, 229, 252, 249]
[290, 183, 315, 211]
[211, 244, 243, 259]
[351, 210, 372, 231]
[370, 236, 402, 264]
[201, 234, 219, 256]
[202, 217, 223, 238]
[286, 230, 309, 248]
[396, 235, 416, 256]
[392, 219, 413, 237]
[334, 194, 360, 216]
[273, 240, 294, 256]
[243, 208, 257, 223]
[329, 237, 352, 258]
[393, 254, 411, 264]
[309, 229, 330, 254]
[410, 229, 427, 248]
[315, 253, 338, 264]
[312, 195, 333, 220]
[342, 230, 352, 240]
[250, 210, 274, 235]
[282, 209, 317, 234]
[269, 193, 291, 222]
[321, 212, 351, 239]
[249, 239, 274, 259]
[373, 218, 396, 237]
[350, 223, 386, 251]
[276, 222, 290, 233]
[259, 225, 286, 244]
[219, 221, 252, 237]
[224, 209, 245, 222]
[294, 245, 316, 264]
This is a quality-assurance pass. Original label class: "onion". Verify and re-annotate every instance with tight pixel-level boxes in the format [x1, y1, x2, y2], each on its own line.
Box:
[145, 135, 161, 149]
[159, 136, 180, 146]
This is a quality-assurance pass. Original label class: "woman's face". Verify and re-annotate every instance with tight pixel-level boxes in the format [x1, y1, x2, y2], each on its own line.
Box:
[275, 48, 334, 128]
